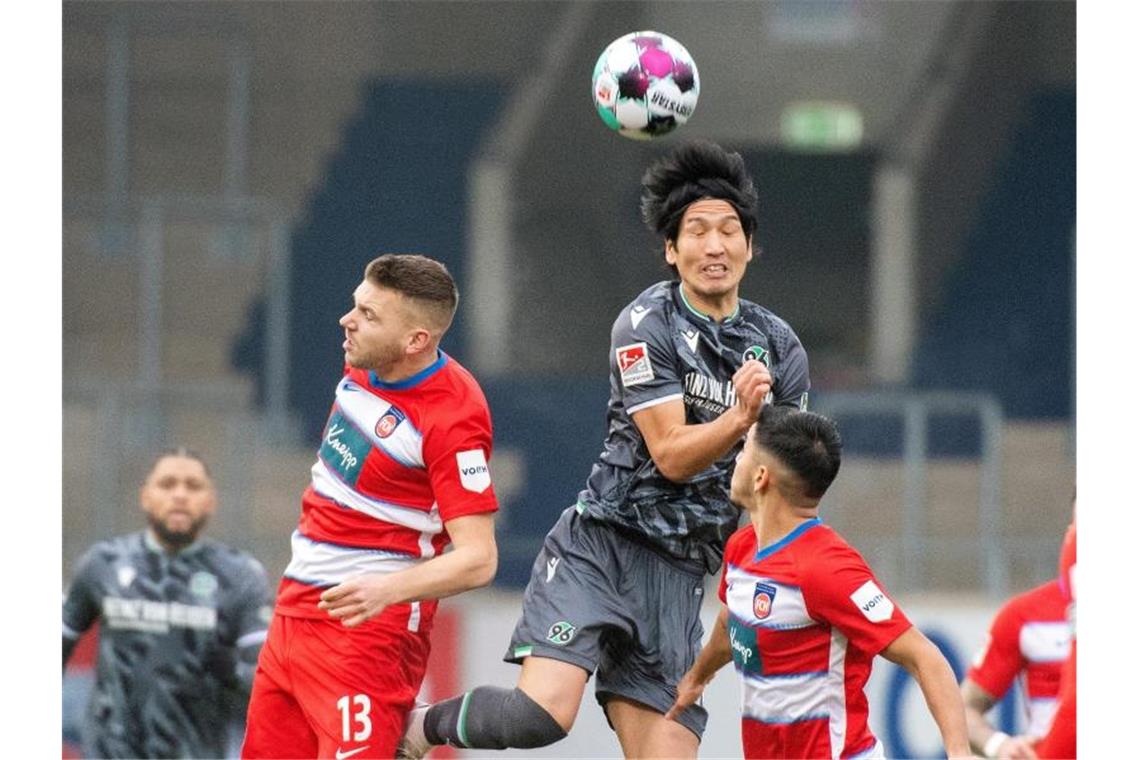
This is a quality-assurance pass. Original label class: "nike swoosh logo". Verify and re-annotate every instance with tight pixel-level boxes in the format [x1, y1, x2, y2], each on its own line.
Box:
[336, 747, 370, 760]
[341, 382, 359, 392]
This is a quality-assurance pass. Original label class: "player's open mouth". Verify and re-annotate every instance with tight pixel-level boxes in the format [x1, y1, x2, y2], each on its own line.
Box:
[702, 264, 728, 277]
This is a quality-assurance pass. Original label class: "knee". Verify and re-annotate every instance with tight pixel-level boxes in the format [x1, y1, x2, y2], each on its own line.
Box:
[501, 688, 571, 746]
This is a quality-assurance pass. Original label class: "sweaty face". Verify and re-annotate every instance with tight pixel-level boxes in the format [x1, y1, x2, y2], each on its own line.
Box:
[729, 423, 759, 510]
[140, 456, 216, 549]
[339, 281, 414, 373]
[665, 198, 753, 305]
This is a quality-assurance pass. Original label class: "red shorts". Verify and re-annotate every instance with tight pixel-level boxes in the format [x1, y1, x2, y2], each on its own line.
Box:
[242, 605, 434, 759]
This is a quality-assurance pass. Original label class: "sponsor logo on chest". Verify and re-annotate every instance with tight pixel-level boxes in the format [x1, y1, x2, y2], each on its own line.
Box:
[321, 410, 370, 485]
[102, 596, 218, 633]
[727, 616, 762, 676]
[683, 371, 736, 415]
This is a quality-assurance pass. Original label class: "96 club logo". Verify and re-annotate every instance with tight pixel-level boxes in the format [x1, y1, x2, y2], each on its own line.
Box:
[616, 342, 654, 387]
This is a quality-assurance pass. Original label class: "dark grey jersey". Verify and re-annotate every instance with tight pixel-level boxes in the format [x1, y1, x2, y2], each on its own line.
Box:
[578, 281, 810, 573]
[62, 531, 271, 759]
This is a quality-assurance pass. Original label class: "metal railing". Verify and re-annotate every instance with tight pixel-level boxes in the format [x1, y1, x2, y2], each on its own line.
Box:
[813, 390, 1008, 597]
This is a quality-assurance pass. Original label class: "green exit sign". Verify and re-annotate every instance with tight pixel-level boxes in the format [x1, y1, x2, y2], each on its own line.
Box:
[781, 102, 864, 151]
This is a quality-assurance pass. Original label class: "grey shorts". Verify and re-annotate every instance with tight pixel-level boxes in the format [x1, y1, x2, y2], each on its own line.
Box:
[504, 505, 709, 739]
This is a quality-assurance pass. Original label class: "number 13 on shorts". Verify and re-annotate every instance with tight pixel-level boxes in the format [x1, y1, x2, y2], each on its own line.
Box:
[337, 694, 373, 742]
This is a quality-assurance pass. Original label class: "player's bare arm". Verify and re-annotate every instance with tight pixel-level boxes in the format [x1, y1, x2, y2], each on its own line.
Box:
[882, 627, 973, 759]
[633, 359, 771, 482]
[961, 678, 1039, 759]
[319, 512, 497, 628]
[665, 607, 732, 722]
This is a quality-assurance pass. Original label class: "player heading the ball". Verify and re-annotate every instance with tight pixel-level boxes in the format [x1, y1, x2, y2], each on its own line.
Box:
[401, 141, 809, 759]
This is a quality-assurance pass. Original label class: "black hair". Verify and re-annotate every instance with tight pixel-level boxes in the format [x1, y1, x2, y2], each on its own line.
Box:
[146, 446, 212, 481]
[753, 405, 842, 500]
[639, 139, 760, 247]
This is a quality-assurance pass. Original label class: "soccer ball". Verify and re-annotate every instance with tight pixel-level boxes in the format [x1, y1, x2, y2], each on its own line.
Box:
[591, 31, 700, 140]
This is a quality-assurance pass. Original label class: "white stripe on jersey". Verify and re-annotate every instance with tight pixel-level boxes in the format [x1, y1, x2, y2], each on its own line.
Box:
[725, 565, 815, 630]
[408, 601, 421, 632]
[311, 460, 443, 535]
[418, 516, 439, 559]
[337, 377, 425, 468]
[1019, 621, 1070, 663]
[284, 530, 423, 587]
[1024, 692, 1060, 739]
[626, 392, 684, 415]
[63, 622, 81, 639]
[741, 670, 832, 725]
[825, 627, 849, 760]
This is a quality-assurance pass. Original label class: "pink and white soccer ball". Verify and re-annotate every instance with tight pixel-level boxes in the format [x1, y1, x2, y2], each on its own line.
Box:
[591, 31, 700, 140]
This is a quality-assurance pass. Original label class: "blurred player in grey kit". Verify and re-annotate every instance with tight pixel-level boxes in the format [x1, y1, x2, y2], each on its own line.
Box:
[402, 139, 810, 758]
[63, 447, 272, 759]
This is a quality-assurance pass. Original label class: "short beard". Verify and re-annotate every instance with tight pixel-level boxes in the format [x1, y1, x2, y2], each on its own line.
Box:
[147, 513, 207, 551]
[347, 344, 402, 374]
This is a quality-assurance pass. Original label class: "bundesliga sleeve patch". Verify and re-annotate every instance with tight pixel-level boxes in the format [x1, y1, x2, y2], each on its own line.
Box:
[616, 342, 654, 387]
[456, 449, 491, 493]
[850, 579, 895, 623]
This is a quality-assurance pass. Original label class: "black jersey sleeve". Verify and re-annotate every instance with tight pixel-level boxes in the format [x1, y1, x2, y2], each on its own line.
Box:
[225, 554, 272, 694]
[610, 301, 684, 415]
[62, 545, 104, 667]
[772, 324, 810, 409]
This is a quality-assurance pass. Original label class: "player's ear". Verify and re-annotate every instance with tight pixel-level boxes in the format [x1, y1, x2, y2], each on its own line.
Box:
[203, 483, 218, 516]
[745, 236, 755, 263]
[138, 476, 156, 516]
[664, 239, 678, 266]
[754, 464, 769, 495]
[405, 327, 433, 355]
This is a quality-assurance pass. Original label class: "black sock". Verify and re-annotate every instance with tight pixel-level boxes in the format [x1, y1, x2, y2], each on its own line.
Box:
[424, 686, 568, 749]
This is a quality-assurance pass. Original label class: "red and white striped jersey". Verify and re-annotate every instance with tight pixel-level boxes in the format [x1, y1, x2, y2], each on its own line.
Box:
[967, 582, 1071, 737]
[1032, 522, 1076, 758]
[274, 353, 498, 623]
[719, 519, 911, 759]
